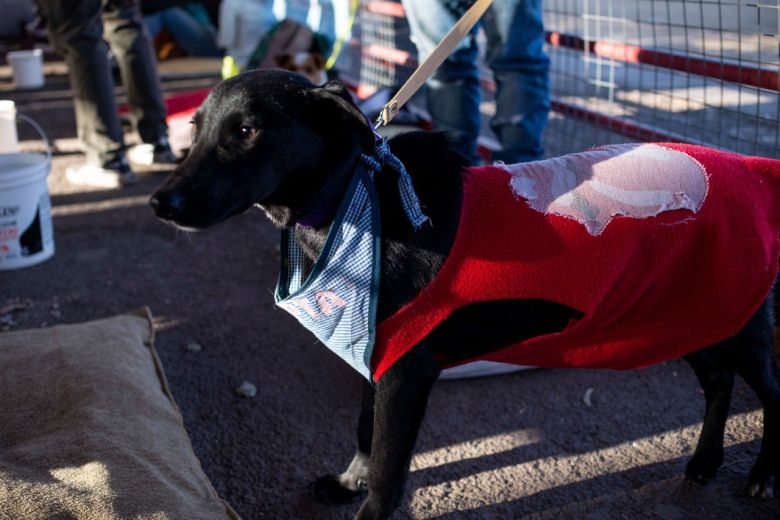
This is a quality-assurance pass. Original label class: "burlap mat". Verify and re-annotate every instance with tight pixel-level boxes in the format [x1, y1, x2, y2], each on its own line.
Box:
[0, 308, 239, 520]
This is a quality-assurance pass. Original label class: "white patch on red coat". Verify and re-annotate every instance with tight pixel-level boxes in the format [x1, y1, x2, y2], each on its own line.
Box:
[502, 143, 709, 235]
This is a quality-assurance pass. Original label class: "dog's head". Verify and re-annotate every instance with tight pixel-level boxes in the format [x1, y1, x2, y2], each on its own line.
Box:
[150, 69, 375, 230]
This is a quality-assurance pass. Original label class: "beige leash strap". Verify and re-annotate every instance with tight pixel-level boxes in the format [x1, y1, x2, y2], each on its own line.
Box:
[375, 0, 494, 127]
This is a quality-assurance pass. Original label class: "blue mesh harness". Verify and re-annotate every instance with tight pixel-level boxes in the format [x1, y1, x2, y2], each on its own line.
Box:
[274, 140, 427, 380]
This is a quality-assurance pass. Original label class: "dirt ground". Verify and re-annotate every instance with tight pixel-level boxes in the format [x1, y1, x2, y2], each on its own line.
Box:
[3, 63, 780, 520]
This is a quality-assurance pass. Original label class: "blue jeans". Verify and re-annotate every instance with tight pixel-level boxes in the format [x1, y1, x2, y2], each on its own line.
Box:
[401, 0, 549, 164]
[144, 6, 221, 58]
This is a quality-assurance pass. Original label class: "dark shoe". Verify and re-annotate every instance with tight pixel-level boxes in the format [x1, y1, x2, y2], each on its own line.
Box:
[153, 135, 178, 164]
[65, 155, 138, 188]
[128, 135, 178, 166]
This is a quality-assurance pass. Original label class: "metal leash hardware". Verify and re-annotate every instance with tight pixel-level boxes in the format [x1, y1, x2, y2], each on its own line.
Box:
[374, 0, 494, 129]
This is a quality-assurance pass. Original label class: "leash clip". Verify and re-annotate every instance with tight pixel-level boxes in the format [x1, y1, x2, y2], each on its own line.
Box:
[375, 101, 398, 129]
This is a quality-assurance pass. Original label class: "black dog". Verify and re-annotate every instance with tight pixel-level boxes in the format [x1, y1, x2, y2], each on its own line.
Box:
[151, 69, 780, 519]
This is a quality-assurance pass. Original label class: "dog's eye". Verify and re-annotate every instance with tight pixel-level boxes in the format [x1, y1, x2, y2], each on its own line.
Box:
[239, 126, 258, 140]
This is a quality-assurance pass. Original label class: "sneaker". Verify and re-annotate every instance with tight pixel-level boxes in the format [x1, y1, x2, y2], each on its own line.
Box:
[128, 135, 178, 166]
[66, 155, 139, 188]
[153, 136, 179, 164]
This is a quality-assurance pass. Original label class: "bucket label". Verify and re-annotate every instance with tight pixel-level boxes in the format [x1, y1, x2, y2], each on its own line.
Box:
[0, 205, 20, 217]
[0, 195, 54, 269]
[0, 206, 21, 254]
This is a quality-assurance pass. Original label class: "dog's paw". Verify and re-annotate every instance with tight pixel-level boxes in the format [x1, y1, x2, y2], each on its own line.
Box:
[745, 456, 780, 499]
[746, 470, 777, 499]
[684, 452, 722, 484]
[354, 497, 392, 520]
[313, 474, 366, 504]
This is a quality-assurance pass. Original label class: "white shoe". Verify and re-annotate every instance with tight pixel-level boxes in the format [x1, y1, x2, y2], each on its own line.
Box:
[127, 143, 155, 166]
[128, 136, 178, 166]
[65, 158, 138, 188]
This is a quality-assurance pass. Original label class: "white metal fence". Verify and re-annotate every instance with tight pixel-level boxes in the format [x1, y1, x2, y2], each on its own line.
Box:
[282, 0, 779, 158]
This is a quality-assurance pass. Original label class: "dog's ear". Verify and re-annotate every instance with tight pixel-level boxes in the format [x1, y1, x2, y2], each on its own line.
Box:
[306, 81, 375, 151]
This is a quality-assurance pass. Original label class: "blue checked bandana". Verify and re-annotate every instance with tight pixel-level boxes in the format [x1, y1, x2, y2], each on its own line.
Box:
[274, 140, 427, 380]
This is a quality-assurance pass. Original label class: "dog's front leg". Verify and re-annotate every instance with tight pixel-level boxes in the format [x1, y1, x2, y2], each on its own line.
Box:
[355, 343, 441, 520]
[314, 379, 375, 503]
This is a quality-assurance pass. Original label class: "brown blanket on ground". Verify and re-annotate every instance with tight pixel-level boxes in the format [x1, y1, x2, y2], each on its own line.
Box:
[0, 308, 239, 520]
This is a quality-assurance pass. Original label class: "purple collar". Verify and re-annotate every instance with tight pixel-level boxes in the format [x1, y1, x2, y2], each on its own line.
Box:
[297, 194, 339, 228]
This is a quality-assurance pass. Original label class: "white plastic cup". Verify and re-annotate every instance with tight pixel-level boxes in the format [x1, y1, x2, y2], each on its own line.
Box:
[0, 100, 18, 153]
[7, 49, 44, 89]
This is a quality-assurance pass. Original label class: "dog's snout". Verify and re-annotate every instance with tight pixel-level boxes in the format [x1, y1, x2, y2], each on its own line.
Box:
[150, 191, 185, 221]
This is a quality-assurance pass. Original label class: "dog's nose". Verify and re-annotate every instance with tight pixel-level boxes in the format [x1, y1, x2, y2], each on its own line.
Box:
[149, 191, 185, 221]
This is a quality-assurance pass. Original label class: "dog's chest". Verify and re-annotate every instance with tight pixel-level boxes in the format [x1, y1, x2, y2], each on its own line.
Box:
[275, 168, 380, 381]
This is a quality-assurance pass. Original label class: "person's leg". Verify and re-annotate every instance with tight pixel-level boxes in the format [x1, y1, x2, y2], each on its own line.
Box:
[402, 0, 482, 165]
[38, 0, 126, 167]
[101, 0, 168, 146]
[147, 7, 221, 57]
[143, 10, 164, 40]
[483, 0, 549, 163]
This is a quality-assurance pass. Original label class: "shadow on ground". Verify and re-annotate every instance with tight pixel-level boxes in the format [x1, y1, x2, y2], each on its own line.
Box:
[3, 69, 779, 520]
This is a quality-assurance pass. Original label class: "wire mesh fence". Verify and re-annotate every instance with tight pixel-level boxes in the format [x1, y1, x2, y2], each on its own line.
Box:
[333, 0, 779, 158]
[335, 1, 416, 97]
[545, 0, 780, 158]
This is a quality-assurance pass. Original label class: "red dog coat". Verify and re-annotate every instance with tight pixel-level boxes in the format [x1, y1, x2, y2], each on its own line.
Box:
[371, 143, 780, 382]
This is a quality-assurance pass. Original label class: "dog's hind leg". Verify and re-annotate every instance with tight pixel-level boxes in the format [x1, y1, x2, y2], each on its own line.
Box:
[313, 380, 375, 503]
[683, 349, 735, 483]
[690, 293, 780, 498]
[728, 295, 780, 498]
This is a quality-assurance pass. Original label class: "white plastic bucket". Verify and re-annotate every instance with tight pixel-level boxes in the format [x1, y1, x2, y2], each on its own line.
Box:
[0, 114, 53, 270]
[7, 49, 44, 89]
[0, 100, 19, 153]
